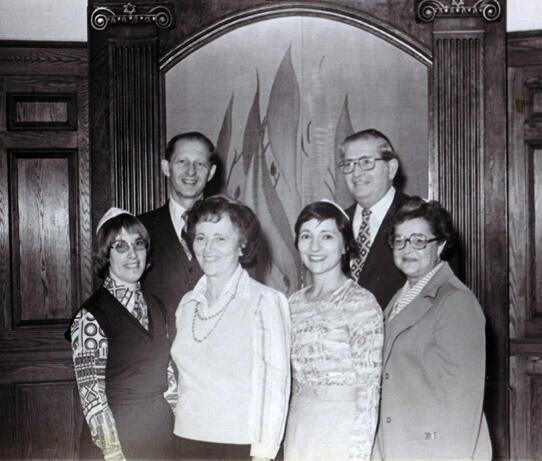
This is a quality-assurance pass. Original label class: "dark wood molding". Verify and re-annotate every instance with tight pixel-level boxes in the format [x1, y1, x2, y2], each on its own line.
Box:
[426, 12, 508, 459]
[90, 2, 175, 31]
[160, 2, 433, 72]
[415, 0, 503, 23]
[0, 46, 88, 77]
[109, 36, 162, 214]
[507, 30, 542, 67]
[510, 340, 542, 357]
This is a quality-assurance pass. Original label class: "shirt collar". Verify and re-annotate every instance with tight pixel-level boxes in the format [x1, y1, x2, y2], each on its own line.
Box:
[353, 186, 395, 232]
[168, 198, 187, 222]
[103, 276, 141, 308]
[183, 264, 249, 307]
[406, 261, 445, 290]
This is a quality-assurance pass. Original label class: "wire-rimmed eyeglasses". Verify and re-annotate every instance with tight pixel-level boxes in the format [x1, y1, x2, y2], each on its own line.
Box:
[111, 239, 148, 253]
[337, 156, 387, 174]
[389, 233, 440, 250]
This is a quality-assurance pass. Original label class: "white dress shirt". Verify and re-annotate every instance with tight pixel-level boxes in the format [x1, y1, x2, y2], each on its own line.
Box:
[352, 187, 396, 241]
[168, 198, 187, 243]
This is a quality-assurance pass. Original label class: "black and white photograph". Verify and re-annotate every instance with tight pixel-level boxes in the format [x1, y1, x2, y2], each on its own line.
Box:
[0, 0, 540, 460]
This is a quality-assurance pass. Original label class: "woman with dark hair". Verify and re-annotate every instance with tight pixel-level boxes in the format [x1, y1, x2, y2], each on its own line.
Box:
[66, 208, 176, 460]
[284, 200, 383, 461]
[375, 197, 491, 460]
[171, 195, 290, 461]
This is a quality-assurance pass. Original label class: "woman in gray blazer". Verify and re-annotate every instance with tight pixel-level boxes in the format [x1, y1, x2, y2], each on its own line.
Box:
[374, 197, 491, 460]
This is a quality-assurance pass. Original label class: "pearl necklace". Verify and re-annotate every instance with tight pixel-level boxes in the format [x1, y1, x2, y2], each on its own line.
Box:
[191, 294, 235, 343]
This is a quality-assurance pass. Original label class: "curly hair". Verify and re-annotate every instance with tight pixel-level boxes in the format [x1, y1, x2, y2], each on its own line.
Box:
[184, 195, 261, 267]
[294, 201, 357, 276]
[94, 213, 151, 279]
[391, 196, 457, 260]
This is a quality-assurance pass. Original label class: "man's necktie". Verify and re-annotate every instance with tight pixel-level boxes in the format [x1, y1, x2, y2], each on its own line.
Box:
[180, 211, 192, 261]
[351, 208, 371, 281]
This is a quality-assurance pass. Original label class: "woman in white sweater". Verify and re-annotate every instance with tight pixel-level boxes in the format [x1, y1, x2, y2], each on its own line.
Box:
[170, 195, 291, 461]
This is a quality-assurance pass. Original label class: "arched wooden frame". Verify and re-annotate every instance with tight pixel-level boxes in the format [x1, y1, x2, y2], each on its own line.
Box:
[158, 5, 434, 208]
[159, 5, 433, 70]
[88, 0, 508, 457]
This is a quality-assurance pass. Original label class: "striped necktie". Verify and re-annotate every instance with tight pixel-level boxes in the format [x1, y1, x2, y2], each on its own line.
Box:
[179, 211, 192, 261]
[351, 208, 371, 281]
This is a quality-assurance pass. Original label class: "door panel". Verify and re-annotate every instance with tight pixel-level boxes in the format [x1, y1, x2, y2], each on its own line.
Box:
[508, 31, 542, 460]
[0, 44, 90, 460]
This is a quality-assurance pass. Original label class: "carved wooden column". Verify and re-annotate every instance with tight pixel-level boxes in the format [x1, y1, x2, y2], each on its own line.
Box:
[88, 1, 174, 229]
[417, 0, 508, 457]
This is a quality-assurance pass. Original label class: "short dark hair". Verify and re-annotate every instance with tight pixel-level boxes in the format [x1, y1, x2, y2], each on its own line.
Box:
[294, 201, 357, 276]
[391, 197, 457, 260]
[94, 213, 151, 278]
[339, 128, 399, 162]
[165, 131, 217, 163]
[185, 195, 261, 267]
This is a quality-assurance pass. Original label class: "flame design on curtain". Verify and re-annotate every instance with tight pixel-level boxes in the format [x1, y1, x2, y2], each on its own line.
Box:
[217, 47, 358, 292]
[216, 93, 234, 190]
[334, 94, 354, 206]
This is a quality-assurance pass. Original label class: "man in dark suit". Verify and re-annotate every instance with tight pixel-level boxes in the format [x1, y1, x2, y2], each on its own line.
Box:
[339, 129, 409, 309]
[139, 132, 217, 338]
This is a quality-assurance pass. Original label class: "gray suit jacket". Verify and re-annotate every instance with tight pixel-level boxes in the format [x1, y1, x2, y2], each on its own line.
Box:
[375, 263, 491, 460]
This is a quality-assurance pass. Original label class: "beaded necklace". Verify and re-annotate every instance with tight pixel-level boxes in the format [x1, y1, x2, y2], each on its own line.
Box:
[191, 293, 236, 343]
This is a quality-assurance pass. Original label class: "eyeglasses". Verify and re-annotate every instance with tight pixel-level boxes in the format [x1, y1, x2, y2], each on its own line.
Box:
[173, 158, 211, 172]
[111, 239, 148, 253]
[337, 156, 387, 174]
[389, 233, 440, 250]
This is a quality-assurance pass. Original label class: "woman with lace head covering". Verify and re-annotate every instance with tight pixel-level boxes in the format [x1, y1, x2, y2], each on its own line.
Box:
[66, 208, 176, 460]
[284, 200, 383, 460]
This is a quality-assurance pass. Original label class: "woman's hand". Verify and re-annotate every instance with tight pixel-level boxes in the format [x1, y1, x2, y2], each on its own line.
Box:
[103, 445, 125, 461]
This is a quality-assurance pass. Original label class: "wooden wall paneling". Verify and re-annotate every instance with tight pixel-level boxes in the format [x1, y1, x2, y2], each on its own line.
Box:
[480, 11, 509, 459]
[0, 385, 16, 460]
[0, 148, 11, 331]
[508, 30, 542, 460]
[0, 44, 88, 77]
[7, 93, 77, 130]
[509, 356, 529, 460]
[76, 78, 93, 302]
[508, 66, 528, 343]
[534, 147, 542, 321]
[0, 43, 89, 459]
[9, 151, 76, 327]
[529, 357, 542, 458]
[109, 36, 162, 214]
[420, 1, 508, 457]
[16, 382, 81, 459]
[430, 14, 509, 459]
[89, 3, 171, 229]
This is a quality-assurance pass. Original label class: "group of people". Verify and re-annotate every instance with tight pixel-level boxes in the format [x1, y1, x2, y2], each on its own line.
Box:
[67, 129, 492, 460]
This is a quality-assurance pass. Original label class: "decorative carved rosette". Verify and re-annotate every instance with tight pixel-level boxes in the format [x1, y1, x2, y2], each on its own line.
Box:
[90, 2, 174, 30]
[416, 0, 502, 23]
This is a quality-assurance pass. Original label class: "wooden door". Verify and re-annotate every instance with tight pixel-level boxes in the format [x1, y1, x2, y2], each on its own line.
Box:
[508, 31, 542, 461]
[0, 43, 91, 459]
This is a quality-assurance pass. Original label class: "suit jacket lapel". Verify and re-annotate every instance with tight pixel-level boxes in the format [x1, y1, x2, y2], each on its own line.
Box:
[383, 263, 454, 366]
[361, 190, 405, 277]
